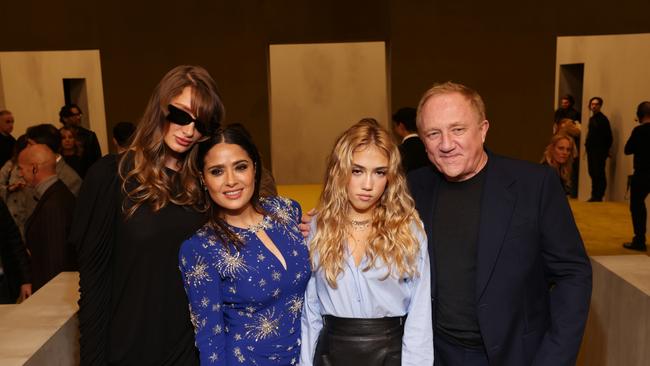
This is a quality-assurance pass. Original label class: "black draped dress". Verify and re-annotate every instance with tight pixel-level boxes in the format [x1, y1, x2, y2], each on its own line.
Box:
[70, 154, 206, 365]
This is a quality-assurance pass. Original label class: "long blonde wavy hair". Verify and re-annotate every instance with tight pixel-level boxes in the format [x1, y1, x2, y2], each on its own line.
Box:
[541, 133, 574, 190]
[311, 119, 423, 288]
[119, 65, 225, 217]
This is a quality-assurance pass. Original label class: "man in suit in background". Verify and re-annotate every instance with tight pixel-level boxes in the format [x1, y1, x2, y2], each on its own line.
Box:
[112, 121, 136, 154]
[17, 144, 76, 292]
[554, 94, 581, 124]
[409, 81, 592, 365]
[392, 107, 430, 173]
[585, 96, 613, 202]
[622, 101, 650, 252]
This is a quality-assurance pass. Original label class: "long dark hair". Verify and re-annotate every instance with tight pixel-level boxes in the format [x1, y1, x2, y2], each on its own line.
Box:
[198, 125, 267, 250]
[119, 65, 225, 218]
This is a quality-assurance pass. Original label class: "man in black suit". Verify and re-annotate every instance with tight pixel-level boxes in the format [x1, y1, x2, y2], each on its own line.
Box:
[392, 107, 430, 173]
[623, 101, 650, 252]
[585, 97, 613, 202]
[409, 82, 591, 365]
[17, 144, 76, 291]
[553, 94, 581, 123]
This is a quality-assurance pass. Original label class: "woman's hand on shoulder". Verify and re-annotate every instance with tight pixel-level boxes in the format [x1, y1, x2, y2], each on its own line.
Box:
[299, 208, 317, 238]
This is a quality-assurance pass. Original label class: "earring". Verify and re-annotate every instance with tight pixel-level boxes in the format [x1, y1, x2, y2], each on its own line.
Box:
[199, 175, 207, 191]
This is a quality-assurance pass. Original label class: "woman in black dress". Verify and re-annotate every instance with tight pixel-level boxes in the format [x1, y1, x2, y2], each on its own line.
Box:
[70, 65, 225, 366]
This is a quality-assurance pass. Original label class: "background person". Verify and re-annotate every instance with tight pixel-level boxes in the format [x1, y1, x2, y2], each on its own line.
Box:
[17, 144, 75, 292]
[60, 125, 85, 177]
[0, 199, 31, 303]
[541, 133, 575, 195]
[0, 110, 16, 167]
[59, 104, 101, 177]
[585, 96, 613, 202]
[553, 94, 580, 123]
[622, 101, 650, 252]
[112, 121, 136, 154]
[392, 107, 430, 173]
[70, 65, 224, 365]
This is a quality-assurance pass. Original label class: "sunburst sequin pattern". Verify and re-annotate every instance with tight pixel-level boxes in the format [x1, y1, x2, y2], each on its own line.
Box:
[244, 307, 282, 341]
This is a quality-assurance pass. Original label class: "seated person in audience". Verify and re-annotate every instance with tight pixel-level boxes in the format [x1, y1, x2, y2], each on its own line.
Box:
[17, 144, 76, 291]
[60, 125, 85, 177]
[112, 121, 136, 154]
[541, 133, 575, 194]
[0, 199, 31, 303]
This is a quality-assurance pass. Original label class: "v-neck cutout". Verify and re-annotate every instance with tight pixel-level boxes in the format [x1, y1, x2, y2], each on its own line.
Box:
[256, 229, 288, 271]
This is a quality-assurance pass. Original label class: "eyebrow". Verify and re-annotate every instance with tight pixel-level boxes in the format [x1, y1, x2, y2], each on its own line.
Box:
[352, 163, 388, 171]
[206, 159, 250, 169]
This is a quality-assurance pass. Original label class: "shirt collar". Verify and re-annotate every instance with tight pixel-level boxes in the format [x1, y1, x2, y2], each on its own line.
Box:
[402, 133, 419, 143]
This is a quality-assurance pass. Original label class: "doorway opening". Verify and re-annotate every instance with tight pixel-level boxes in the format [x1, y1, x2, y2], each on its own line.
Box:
[63, 78, 90, 129]
[558, 63, 584, 198]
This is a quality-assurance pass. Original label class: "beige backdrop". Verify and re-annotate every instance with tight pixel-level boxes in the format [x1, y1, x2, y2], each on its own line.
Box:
[268, 42, 389, 184]
[0, 50, 108, 154]
[556, 34, 650, 203]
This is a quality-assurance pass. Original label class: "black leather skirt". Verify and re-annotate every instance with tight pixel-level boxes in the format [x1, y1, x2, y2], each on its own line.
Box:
[314, 315, 406, 366]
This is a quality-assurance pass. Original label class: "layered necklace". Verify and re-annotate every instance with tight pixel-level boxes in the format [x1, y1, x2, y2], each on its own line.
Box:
[349, 218, 371, 231]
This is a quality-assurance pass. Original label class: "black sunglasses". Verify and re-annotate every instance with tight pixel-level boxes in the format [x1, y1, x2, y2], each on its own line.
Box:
[166, 104, 208, 135]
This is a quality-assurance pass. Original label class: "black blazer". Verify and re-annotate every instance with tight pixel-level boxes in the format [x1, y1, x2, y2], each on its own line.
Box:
[408, 152, 592, 366]
[0, 199, 30, 301]
[24, 179, 76, 290]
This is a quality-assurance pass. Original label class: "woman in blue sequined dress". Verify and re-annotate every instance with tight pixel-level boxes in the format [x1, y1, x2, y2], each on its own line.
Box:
[179, 126, 310, 365]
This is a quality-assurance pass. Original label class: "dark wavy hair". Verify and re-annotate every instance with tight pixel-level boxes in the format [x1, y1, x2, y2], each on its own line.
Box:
[119, 65, 225, 218]
[198, 125, 267, 250]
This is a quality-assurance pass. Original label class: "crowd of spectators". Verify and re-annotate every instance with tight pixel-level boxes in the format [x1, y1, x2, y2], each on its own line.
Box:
[0, 106, 134, 303]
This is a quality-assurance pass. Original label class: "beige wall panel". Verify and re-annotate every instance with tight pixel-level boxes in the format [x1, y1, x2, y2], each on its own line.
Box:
[556, 34, 650, 203]
[269, 42, 389, 185]
[0, 50, 107, 155]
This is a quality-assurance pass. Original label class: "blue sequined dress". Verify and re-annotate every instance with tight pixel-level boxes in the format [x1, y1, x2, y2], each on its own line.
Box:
[180, 196, 310, 365]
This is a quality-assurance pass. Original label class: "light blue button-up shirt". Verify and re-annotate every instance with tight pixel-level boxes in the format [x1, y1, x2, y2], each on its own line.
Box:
[300, 221, 433, 365]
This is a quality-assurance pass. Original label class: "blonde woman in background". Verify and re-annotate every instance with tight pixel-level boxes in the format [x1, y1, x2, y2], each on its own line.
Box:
[541, 133, 575, 194]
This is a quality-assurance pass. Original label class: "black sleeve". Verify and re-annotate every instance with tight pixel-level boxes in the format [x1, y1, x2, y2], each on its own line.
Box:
[0, 199, 31, 298]
[84, 131, 103, 170]
[624, 127, 637, 155]
[69, 155, 119, 365]
[604, 118, 613, 149]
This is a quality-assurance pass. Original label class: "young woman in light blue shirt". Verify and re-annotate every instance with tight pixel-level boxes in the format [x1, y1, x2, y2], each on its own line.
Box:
[300, 119, 433, 366]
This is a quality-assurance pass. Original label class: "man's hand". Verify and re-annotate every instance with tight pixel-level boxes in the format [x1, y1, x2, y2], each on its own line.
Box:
[299, 208, 316, 238]
[8, 182, 25, 193]
[17, 283, 32, 303]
